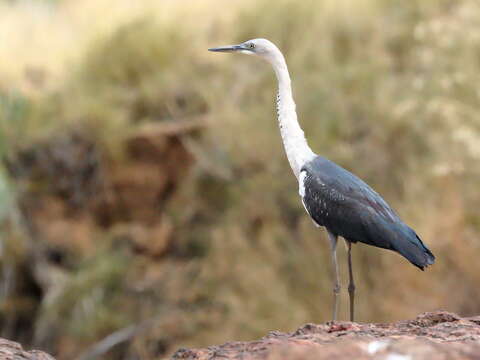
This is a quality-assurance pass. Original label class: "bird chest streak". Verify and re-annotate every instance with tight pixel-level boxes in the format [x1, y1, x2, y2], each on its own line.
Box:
[276, 89, 315, 178]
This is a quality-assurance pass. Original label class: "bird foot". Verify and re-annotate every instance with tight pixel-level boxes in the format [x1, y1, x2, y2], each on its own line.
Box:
[327, 322, 356, 333]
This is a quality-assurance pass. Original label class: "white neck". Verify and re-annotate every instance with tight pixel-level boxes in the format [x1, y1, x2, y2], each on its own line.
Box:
[268, 51, 315, 179]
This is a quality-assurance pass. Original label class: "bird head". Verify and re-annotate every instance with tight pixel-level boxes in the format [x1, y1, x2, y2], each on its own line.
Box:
[209, 38, 281, 63]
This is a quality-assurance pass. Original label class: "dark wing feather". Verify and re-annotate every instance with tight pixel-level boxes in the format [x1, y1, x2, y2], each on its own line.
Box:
[301, 156, 435, 269]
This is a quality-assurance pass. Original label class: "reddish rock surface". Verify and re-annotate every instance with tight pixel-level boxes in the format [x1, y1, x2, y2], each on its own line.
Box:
[172, 311, 480, 360]
[0, 338, 55, 360]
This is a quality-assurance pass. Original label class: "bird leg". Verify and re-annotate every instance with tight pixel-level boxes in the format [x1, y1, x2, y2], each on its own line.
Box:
[327, 231, 340, 322]
[346, 241, 355, 322]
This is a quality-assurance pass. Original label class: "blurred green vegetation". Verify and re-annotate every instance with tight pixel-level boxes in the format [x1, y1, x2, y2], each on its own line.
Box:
[1, 0, 480, 359]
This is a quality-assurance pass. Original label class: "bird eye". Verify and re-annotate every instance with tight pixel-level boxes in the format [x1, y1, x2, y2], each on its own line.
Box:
[249, 43, 255, 49]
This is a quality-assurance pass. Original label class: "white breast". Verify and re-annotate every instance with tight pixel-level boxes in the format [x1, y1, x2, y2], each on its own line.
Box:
[298, 170, 307, 197]
[298, 170, 320, 227]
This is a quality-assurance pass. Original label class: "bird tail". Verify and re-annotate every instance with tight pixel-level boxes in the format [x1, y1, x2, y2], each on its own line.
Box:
[391, 224, 435, 270]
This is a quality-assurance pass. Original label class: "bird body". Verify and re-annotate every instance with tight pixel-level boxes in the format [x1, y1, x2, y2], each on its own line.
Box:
[300, 156, 435, 270]
[209, 38, 435, 321]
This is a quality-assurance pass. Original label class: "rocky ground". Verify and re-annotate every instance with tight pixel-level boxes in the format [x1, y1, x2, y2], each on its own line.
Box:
[1, 311, 479, 359]
[0, 338, 54, 360]
[172, 311, 480, 360]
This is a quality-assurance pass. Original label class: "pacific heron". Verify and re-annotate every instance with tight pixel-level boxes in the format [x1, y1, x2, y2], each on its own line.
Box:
[209, 38, 435, 322]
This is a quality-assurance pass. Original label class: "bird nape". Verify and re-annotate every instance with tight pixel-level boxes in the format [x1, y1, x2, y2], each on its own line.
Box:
[208, 38, 435, 322]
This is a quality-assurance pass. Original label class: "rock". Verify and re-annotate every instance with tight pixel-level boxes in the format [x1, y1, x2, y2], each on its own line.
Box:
[0, 338, 55, 360]
[171, 311, 480, 360]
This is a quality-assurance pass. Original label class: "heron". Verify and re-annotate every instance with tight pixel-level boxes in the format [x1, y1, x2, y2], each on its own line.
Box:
[208, 38, 435, 322]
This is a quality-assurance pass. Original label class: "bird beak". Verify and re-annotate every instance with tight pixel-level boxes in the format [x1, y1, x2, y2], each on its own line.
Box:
[208, 44, 245, 52]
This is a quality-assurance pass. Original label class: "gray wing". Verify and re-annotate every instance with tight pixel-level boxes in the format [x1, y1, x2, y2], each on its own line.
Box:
[300, 156, 435, 268]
